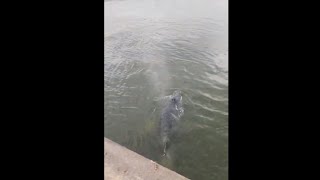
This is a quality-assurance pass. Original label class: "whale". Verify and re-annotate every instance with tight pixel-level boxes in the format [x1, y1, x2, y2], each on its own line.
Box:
[160, 90, 184, 156]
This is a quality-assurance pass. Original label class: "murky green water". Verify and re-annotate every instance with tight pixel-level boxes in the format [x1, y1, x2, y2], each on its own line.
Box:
[104, 0, 228, 179]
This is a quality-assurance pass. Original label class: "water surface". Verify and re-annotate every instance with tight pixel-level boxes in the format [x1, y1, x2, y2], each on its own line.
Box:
[104, 0, 228, 179]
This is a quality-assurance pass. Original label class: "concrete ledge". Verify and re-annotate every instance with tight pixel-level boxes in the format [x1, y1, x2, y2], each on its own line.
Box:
[104, 138, 189, 180]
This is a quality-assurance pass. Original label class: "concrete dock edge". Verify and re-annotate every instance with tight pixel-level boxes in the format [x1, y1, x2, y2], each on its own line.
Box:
[104, 138, 189, 180]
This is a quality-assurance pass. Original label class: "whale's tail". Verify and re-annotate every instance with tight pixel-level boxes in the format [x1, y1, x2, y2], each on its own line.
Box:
[162, 136, 169, 156]
[163, 142, 167, 156]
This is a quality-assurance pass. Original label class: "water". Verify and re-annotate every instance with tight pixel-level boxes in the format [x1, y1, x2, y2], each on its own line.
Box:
[104, 0, 228, 179]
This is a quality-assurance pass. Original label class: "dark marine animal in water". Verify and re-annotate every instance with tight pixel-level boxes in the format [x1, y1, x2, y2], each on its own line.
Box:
[160, 90, 184, 156]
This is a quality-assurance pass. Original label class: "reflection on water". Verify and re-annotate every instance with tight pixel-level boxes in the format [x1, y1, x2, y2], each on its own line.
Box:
[104, 0, 228, 179]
